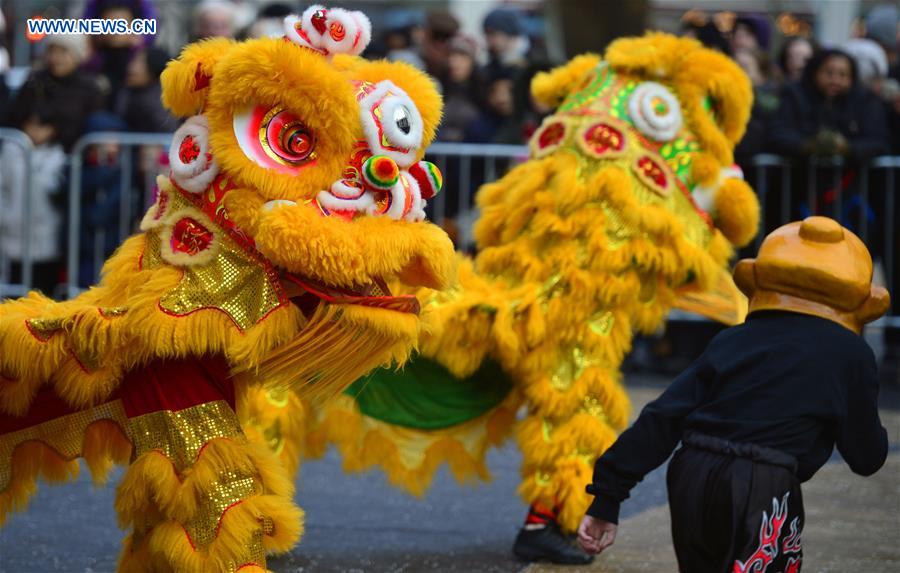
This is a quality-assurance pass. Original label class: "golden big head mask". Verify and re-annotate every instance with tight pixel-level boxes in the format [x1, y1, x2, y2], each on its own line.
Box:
[733, 216, 890, 333]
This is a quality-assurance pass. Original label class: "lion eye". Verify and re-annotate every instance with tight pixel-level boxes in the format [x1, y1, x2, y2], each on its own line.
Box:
[233, 105, 317, 172]
[277, 125, 315, 163]
[393, 105, 411, 135]
[357, 81, 423, 168]
[264, 109, 316, 165]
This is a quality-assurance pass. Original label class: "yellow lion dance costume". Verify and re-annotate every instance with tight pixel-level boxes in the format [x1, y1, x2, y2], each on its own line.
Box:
[0, 6, 454, 571]
[251, 32, 760, 561]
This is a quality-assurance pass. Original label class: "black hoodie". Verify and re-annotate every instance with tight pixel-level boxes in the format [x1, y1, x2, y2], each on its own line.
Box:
[585, 310, 888, 524]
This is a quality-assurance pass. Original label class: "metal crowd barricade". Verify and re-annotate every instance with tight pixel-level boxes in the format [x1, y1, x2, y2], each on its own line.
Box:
[425, 142, 529, 249]
[66, 132, 172, 299]
[0, 128, 36, 299]
[744, 154, 898, 328]
[50, 131, 898, 329]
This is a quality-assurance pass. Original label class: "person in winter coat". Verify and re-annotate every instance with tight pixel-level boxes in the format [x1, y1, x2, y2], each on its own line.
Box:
[0, 109, 67, 295]
[5, 34, 103, 151]
[768, 48, 890, 161]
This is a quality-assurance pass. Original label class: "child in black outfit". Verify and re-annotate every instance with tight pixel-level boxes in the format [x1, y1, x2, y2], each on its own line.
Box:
[578, 216, 891, 573]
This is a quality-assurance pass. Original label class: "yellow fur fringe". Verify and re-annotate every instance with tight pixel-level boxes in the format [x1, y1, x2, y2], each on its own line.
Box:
[0, 419, 132, 526]
[305, 392, 520, 496]
[116, 437, 302, 572]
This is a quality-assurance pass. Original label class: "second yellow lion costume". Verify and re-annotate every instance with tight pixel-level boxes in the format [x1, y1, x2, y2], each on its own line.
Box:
[251, 32, 760, 548]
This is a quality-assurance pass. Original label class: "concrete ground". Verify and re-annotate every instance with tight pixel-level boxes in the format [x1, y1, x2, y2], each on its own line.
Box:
[0, 376, 897, 573]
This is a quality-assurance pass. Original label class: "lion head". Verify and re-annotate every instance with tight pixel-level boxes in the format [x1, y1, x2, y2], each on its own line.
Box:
[138, 6, 455, 396]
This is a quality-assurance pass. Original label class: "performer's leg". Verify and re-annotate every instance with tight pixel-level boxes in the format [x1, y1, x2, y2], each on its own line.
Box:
[668, 443, 804, 573]
[513, 500, 593, 564]
[115, 400, 303, 572]
[511, 362, 628, 565]
[667, 447, 737, 573]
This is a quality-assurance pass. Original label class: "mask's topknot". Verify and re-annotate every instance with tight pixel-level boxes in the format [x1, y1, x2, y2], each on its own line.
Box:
[284, 5, 372, 57]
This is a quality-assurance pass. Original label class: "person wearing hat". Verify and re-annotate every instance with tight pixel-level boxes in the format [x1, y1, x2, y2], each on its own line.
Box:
[578, 216, 890, 572]
[6, 33, 103, 151]
[731, 13, 772, 54]
[1, 33, 103, 295]
[482, 7, 529, 86]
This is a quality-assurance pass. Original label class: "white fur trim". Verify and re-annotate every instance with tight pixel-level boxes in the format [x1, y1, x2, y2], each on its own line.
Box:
[283, 14, 322, 53]
[329, 179, 366, 200]
[316, 188, 376, 213]
[358, 81, 423, 168]
[627, 81, 683, 142]
[692, 165, 744, 215]
[319, 8, 371, 56]
[262, 199, 298, 212]
[169, 115, 219, 193]
[691, 185, 716, 214]
[400, 171, 426, 222]
[349, 10, 372, 55]
[721, 165, 744, 181]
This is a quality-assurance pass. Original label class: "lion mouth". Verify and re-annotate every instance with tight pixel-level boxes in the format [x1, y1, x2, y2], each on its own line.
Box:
[281, 272, 420, 315]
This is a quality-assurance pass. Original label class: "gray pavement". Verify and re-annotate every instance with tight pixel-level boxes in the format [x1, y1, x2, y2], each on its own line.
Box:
[0, 376, 897, 572]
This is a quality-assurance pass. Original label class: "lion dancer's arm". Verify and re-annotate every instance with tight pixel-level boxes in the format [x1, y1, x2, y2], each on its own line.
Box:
[115, 358, 301, 573]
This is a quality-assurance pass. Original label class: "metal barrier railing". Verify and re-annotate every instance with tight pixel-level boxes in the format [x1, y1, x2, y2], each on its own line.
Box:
[0, 128, 36, 299]
[0, 131, 896, 327]
[425, 142, 529, 247]
[65, 132, 172, 298]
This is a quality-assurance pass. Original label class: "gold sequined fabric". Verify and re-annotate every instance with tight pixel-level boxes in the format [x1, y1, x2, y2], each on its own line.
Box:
[23, 317, 65, 342]
[141, 191, 284, 331]
[128, 400, 245, 471]
[0, 400, 129, 492]
[127, 400, 267, 567]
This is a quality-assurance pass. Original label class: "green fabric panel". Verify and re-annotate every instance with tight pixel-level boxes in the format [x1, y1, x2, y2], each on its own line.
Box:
[344, 356, 513, 430]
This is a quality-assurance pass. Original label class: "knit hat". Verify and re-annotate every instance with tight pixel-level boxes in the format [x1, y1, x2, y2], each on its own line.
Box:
[734, 14, 772, 51]
[483, 7, 523, 37]
[841, 38, 888, 84]
[865, 3, 899, 48]
[44, 34, 88, 62]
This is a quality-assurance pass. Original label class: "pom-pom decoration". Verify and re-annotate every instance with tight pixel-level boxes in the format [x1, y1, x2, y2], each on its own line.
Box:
[407, 160, 442, 200]
[169, 115, 219, 193]
[714, 175, 759, 248]
[362, 155, 400, 190]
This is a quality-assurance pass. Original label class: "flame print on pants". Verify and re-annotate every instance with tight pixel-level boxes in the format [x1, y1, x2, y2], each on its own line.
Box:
[733, 492, 803, 573]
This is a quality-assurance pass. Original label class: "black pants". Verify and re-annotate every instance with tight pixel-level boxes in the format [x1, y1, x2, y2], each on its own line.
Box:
[667, 432, 804, 573]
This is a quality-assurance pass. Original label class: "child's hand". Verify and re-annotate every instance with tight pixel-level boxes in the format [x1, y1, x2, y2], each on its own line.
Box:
[577, 515, 617, 555]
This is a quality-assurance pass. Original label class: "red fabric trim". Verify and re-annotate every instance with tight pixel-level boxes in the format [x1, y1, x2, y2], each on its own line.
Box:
[0, 385, 82, 434]
[117, 355, 235, 417]
[1, 356, 235, 438]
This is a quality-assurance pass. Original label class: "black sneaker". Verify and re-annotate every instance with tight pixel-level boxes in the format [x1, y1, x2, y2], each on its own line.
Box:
[512, 522, 595, 565]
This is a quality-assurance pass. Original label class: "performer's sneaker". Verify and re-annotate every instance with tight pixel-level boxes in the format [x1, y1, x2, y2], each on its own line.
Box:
[512, 522, 594, 565]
